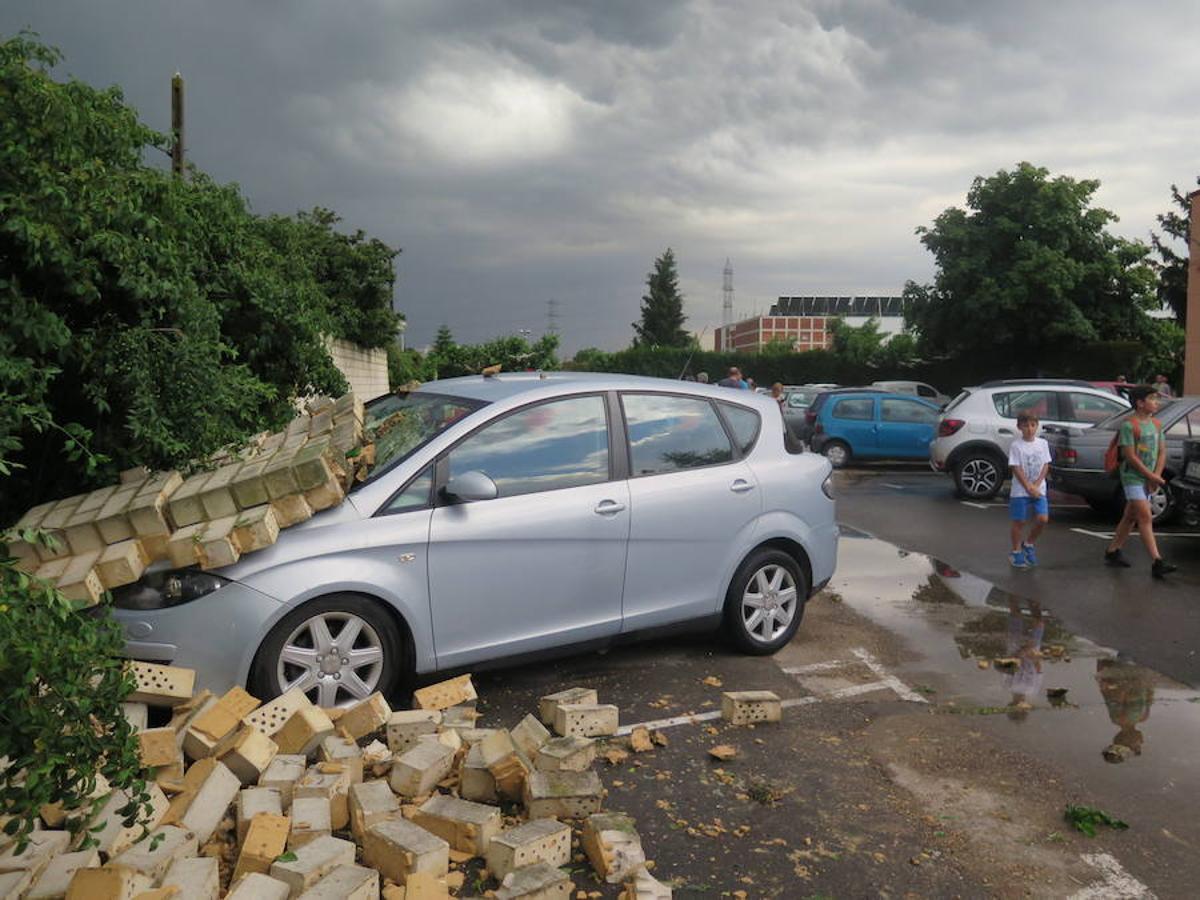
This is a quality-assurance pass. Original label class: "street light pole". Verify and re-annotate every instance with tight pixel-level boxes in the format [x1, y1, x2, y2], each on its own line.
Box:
[1185, 190, 1200, 395]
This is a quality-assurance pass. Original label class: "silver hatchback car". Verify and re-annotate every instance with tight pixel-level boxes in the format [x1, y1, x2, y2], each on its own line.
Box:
[112, 373, 838, 703]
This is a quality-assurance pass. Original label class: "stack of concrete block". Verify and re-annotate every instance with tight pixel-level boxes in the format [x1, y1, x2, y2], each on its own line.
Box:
[3, 391, 373, 605]
[5, 667, 676, 899]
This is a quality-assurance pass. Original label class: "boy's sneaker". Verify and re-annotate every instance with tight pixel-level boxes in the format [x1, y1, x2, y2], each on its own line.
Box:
[1104, 549, 1131, 568]
[1152, 558, 1177, 579]
[1022, 543, 1038, 567]
[1010, 551, 1028, 569]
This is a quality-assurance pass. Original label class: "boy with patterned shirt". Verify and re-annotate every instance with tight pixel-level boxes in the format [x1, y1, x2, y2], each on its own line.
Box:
[1105, 385, 1176, 578]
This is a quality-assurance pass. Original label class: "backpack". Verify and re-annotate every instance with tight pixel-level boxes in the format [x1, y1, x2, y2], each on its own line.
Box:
[1104, 417, 1160, 475]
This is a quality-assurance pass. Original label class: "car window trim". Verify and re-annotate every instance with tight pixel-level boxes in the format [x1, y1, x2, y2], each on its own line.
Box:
[831, 396, 876, 421]
[375, 462, 436, 517]
[618, 390, 740, 478]
[428, 391, 616, 507]
[880, 396, 938, 424]
[714, 400, 762, 457]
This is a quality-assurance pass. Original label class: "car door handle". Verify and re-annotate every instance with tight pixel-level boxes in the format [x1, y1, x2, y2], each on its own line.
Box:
[730, 479, 755, 493]
[594, 500, 626, 515]
[999, 428, 1014, 435]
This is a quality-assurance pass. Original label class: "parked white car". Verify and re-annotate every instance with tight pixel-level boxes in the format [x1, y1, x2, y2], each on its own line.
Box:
[929, 379, 1129, 500]
[871, 380, 950, 407]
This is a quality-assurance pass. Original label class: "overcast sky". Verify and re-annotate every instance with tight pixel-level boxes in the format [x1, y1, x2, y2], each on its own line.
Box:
[4, 1, 1198, 354]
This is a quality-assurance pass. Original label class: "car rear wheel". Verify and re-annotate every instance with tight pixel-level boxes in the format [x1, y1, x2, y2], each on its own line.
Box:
[249, 594, 407, 707]
[1116, 479, 1176, 526]
[953, 453, 1004, 500]
[723, 549, 808, 655]
[822, 440, 851, 469]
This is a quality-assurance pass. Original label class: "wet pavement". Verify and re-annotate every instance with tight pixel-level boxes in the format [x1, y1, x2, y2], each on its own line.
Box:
[429, 530, 1198, 897]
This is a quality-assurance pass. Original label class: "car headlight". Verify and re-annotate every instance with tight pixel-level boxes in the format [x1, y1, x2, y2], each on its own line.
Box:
[112, 568, 231, 611]
[822, 473, 835, 500]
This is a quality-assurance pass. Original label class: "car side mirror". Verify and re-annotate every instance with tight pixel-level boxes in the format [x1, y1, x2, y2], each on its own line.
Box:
[442, 470, 498, 503]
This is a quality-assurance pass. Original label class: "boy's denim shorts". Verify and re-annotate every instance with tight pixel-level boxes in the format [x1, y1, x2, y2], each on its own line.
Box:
[1009, 495, 1049, 521]
[1123, 483, 1149, 502]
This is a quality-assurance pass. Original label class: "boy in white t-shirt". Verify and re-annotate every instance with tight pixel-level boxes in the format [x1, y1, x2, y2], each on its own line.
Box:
[1008, 411, 1052, 567]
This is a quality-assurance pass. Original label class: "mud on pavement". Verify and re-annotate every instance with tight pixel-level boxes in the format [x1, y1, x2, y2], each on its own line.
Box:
[466, 531, 1196, 898]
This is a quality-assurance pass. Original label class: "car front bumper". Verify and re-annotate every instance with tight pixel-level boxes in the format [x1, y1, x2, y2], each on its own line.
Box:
[112, 578, 284, 695]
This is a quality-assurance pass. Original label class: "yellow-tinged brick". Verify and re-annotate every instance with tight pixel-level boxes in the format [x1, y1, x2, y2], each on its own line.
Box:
[36, 496, 83, 561]
[231, 504, 279, 554]
[97, 539, 150, 589]
[57, 551, 105, 607]
[96, 483, 141, 543]
[337, 692, 391, 741]
[139, 728, 181, 768]
[14, 500, 56, 531]
[198, 462, 242, 520]
[263, 450, 301, 500]
[218, 726, 278, 784]
[167, 472, 212, 529]
[244, 689, 312, 737]
[413, 675, 477, 711]
[230, 454, 275, 509]
[166, 523, 207, 569]
[65, 865, 151, 899]
[270, 493, 313, 529]
[233, 813, 290, 882]
[186, 687, 261, 758]
[720, 690, 782, 725]
[275, 707, 334, 757]
[303, 469, 344, 512]
[197, 515, 239, 570]
[32, 556, 71, 586]
[127, 662, 196, 707]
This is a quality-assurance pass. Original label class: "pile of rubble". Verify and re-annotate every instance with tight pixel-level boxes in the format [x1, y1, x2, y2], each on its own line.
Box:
[5, 393, 372, 606]
[0, 665, 798, 898]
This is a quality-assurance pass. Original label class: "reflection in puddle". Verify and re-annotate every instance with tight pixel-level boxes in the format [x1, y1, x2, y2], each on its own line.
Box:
[829, 536, 1197, 782]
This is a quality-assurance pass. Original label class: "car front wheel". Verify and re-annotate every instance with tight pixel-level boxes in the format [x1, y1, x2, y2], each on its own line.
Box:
[724, 549, 808, 655]
[822, 440, 851, 469]
[249, 594, 407, 707]
[953, 454, 1004, 500]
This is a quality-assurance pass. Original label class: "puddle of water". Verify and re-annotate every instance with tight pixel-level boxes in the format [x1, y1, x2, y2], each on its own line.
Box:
[830, 534, 1200, 832]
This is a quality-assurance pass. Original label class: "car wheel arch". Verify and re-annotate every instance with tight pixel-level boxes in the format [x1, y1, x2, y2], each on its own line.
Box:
[945, 441, 1007, 472]
[743, 537, 813, 600]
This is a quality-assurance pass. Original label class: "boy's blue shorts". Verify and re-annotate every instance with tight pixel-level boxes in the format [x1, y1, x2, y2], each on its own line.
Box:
[1009, 496, 1049, 521]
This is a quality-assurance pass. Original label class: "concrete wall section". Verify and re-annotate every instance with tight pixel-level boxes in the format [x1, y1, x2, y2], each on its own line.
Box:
[328, 337, 390, 401]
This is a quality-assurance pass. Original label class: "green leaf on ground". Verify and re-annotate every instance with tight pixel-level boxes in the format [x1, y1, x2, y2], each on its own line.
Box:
[1065, 805, 1129, 837]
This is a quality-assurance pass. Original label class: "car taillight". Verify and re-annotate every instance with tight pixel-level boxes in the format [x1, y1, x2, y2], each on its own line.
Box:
[1063, 448, 1077, 465]
[814, 423, 824, 435]
[938, 418, 965, 437]
[805, 410, 817, 424]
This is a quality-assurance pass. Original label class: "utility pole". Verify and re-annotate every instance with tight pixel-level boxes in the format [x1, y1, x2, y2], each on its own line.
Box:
[1185, 190, 1200, 395]
[546, 298, 560, 337]
[722, 259, 734, 326]
[171, 72, 185, 178]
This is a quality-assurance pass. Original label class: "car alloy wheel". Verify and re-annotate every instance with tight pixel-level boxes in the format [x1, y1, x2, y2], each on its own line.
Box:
[277, 611, 384, 707]
[724, 548, 808, 655]
[1148, 482, 1175, 525]
[955, 455, 1001, 499]
[822, 441, 850, 468]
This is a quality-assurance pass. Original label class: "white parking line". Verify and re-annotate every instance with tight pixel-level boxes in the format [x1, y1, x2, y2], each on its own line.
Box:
[961, 501, 990, 509]
[781, 659, 851, 675]
[1071, 853, 1155, 899]
[850, 648, 929, 703]
[882, 483, 905, 490]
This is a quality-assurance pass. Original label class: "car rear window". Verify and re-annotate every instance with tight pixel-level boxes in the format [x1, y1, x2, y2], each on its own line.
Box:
[718, 402, 761, 454]
[943, 390, 971, 412]
[1094, 399, 1179, 431]
[991, 390, 1060, 420]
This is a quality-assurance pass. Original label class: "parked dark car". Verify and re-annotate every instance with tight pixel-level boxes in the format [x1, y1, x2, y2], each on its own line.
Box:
[1045, 397, 1200, 525]
[1169, 438, 1200, 527]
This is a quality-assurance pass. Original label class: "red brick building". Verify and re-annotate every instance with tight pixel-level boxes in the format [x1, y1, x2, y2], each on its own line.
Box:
[714, 296, 906, 353]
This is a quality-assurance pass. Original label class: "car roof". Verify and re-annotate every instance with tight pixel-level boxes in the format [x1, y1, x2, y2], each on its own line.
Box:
[416, 371, 774, 407]
[978, 378, 1095, 389]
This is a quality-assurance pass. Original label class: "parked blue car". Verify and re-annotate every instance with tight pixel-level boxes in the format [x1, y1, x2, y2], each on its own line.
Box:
[808, 390, 941, 467]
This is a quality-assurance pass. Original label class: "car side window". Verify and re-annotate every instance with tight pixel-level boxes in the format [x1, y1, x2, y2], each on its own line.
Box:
[880, 398, 938, 424]
[719, 402, 761, 454]
[1067, 392, 1126, 425]
[622, 394, 733, 476]
[1166, 416, 1190, 438]
[446, 395, 610, 498]
[992, 390, 1059, 420]
[917, 384, 938, 398]
[384, 465, 434, 513]
[832, 398, 874, 420]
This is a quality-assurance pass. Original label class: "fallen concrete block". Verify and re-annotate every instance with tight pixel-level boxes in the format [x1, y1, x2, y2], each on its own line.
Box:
[484, 818, 571, 881]
[290, 438, 339, 492]
[127, 662, 196, 708]
[224, 872, 291, 900]
[362, 819, 448, 887]
[166, 522, 208, 569]
[198, 462, 242, 520]
[233, 813, 290, 882]
[296, 864, 378, 900]
[230, 504, 280, 554]
[288, 797, 332, 849]
[196, 514, 240, 570]
[0, 830, 69, 879]
[122, 703, 149, 733]
[167, 472, 212, 529]
[626, 866, 672, 899]
[495, 861, 573, 899]
[524, 771, 604, 820]
[168, 690, 215, 743]
[81, 784, 169, 857]
[258, 754, 308, 810]
[348, 781, 398, 842]
[337, 693, 391, 741]
[24, 848, 99, 900]
[65, 865, 152, 900]
[412, 795, 500, 857]
[268, 835, 356, 897]
[533, 736, 595, 773]
[160, 856, 219, 900]
[139, 728, 182, 769]
[538, 687, 598, 726]
[56, 551, 104, 608]
[110, 825, 197, 883]
[173, 759, 241, 845]
[319, 737, 364, 784]
[0, 870, 33, 899]
[386, 710, 442, 753]
[412, 675, 476, 711]
[184, 687, 261, 760]
[438, 705, 480, 735]
[35, 496, 83, 561]
[231, 456, 275, 510]
[63, 490, 110, 554]
[459, 742, 498, 804]
[582, 813, 645, 884]
[552, 703, 618, 739]
[477, 731, 530, 800]
[389, 741, 455, 799]
[97, 539, 151, 590]
[307, 411, 333, 439]
[720, 690, 782, 725]
[295, 767, 351, 832]
[270, 493, 313, 529]
[95, 483, 140, 544]
[245, 689, 313, 739]
[219, 726, 279, 785]
[303, 468, 344, 512]
[333, 393, 364, 427]
[510, 714, 551, 759]
[32, 557, 71, 589]
[263, 450, 302, 501]
[275, 707, 335, 759]
[237, 787, 283, 844]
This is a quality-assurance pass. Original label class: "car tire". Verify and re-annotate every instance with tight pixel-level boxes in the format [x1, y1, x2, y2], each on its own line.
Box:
[1086, 494, 1119, 516]
[723, 549, 808, 656]
[1116, 478, 1176, 526]
[249, 593, 408, 707]
[953, 453, 1005, 500]
[822, 440, 851, 469]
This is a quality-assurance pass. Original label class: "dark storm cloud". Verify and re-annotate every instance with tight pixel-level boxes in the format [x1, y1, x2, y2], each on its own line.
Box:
[3, 1, 1198, 352]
